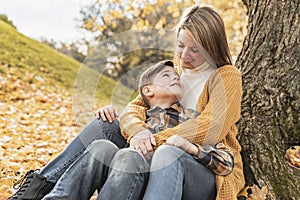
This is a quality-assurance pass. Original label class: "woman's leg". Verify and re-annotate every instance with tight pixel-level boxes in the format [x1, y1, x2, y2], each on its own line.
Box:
[42, 140, 119, 200]
[40, 118, 126, 182]
[143, 145, 216, 200]
[97, 148, 150, 200]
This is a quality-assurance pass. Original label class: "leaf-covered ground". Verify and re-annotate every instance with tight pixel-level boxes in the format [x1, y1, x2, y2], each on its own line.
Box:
[0, 64, 84, 199]
[0, 19, 133, 199]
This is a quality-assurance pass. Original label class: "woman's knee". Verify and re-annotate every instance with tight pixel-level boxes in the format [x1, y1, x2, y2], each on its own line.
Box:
[97, 119, 126, 148]
[98, 118, 120, 133]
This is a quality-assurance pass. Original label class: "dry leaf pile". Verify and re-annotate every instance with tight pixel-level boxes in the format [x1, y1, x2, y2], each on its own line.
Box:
[238, 185, 268, 200]
[285, 146, 300, 170]
[0, 64, 82, 198]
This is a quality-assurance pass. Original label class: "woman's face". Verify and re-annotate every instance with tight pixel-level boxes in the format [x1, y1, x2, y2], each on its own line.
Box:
[176, 29, 205, 69]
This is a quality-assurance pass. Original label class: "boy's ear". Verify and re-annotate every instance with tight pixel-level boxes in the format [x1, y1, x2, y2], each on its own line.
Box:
[142, 86, 154, 97]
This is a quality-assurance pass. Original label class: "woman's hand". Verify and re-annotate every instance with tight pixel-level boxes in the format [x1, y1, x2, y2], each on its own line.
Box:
[95, 105, 119, 123]
[165, 135, 199, 156]
[130, 129, 156, 156]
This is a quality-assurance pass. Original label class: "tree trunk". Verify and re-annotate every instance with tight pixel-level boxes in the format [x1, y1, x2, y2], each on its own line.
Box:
[235, 0, 300, 199]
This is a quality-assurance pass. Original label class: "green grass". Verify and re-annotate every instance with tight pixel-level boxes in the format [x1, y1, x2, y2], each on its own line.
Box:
[0, 20, 134, 111]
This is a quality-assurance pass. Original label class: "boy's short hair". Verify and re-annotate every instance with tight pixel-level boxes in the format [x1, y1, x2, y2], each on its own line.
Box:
[139, 60, 174, 106]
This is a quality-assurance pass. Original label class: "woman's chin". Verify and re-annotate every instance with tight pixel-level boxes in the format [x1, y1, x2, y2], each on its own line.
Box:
[182, 64, 195, 69]
[180, 61, 193, 69]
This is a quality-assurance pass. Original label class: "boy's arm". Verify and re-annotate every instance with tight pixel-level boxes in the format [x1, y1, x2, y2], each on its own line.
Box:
[165, 135, 233, 176]
[194, 142, 234, 176]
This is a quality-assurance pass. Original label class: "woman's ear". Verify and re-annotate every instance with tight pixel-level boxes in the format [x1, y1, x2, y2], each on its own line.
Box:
[142, 86, 154, 97]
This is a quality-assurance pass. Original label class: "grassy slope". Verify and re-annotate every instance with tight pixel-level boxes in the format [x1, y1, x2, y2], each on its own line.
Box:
[0, 21, 78, 88]
[0, 20, 133, 112]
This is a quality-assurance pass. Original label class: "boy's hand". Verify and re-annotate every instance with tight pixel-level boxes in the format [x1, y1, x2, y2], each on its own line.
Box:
[130, 129, 156, 156]
[95, 105, 119, 123]
[165, 135, 199, 156]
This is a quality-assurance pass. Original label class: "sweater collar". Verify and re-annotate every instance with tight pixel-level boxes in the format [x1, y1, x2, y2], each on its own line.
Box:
[182, 62, 215, 74]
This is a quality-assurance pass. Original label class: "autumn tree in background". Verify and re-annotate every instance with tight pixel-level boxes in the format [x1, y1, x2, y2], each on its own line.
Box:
[236, 0, 299, 199]
[78, 0, 191, 88]
[78, 0, 246, 89]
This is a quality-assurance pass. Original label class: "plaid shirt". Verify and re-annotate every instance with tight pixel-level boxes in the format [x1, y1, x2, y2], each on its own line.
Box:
[146, 103, 233, 176]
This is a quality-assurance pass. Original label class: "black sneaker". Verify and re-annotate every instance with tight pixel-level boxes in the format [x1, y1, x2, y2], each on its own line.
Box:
[8, 170, 55, 200]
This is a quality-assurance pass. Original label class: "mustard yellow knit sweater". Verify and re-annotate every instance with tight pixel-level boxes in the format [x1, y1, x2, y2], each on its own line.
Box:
[120, 65, 245, 200]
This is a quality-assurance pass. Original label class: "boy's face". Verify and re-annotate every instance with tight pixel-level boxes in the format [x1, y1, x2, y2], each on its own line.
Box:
[150, 66, 184, 101]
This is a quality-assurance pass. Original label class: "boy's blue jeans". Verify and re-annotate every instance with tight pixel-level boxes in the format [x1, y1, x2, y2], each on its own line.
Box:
[42, 140, 149, 200]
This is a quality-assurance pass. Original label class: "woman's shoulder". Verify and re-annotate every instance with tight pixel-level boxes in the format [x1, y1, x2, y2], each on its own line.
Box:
[216, 65, 241, 75]
[207, 65, 242, 86]
[209, 65, 241, 79]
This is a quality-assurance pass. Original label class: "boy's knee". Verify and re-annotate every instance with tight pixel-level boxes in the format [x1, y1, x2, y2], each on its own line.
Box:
[154, 145, 184, 158]
[151, 145, 184, 171]
[115, 149, 144, 162]
[112, 149, 149, 173]
[87, 140, 118, 156]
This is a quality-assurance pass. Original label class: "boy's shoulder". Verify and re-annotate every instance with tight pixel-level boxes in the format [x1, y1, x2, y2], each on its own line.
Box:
[175, 103, 200, 122]
[180, 107, 200, 121]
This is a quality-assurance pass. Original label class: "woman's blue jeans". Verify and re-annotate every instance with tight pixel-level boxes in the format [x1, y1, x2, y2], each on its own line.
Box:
[39, 117, 127, 183]
[143, 145, 216, 200]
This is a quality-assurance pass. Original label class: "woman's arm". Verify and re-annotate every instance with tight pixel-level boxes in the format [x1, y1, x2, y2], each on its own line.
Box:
[153, 66, 243, 146]
[119, 95, 156, 155]
[119, 94, 149, 140]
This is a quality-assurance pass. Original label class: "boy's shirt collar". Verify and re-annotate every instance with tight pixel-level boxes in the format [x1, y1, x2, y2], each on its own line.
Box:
[146, 102, 199, 134]
[148, 102, 182, 114]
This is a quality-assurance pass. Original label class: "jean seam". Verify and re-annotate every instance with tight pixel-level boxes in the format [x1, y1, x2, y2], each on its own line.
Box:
[126, 152, 148, 200]
[125, 173, 139, 200]
[170, 160, 182, 200]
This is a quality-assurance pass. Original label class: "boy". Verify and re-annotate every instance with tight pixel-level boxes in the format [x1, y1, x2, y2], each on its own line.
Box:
[138, 60, 233, 176]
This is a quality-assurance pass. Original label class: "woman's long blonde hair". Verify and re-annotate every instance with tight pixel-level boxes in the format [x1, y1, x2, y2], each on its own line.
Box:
[175, 5, 232, 68]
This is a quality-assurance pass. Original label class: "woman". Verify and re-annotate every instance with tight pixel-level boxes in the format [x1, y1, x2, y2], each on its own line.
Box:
[10, 4, 244, 200]
[120, 5, 245, 200]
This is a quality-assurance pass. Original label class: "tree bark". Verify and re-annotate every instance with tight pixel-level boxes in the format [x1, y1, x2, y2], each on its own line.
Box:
[236, 0, 300, 199]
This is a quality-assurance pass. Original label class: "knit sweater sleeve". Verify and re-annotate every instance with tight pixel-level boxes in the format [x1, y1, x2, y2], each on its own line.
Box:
[154, 66, 242, 146]
[119, 94, 149, 141]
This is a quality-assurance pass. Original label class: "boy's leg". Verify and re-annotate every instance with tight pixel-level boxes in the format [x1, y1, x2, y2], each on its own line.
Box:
[97, 148, 150, 200]
[42, 140, 119, 200]
[9, 117, 126, 200]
